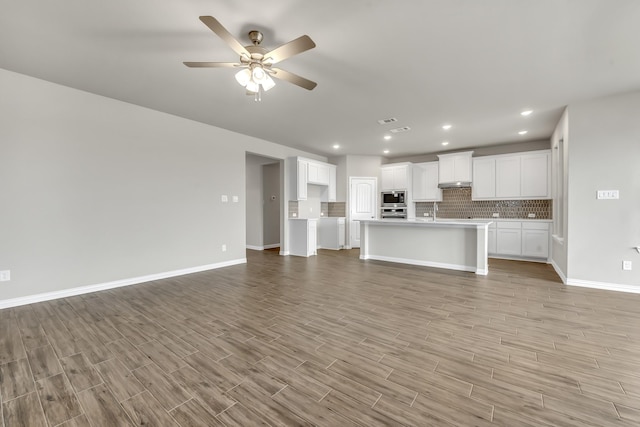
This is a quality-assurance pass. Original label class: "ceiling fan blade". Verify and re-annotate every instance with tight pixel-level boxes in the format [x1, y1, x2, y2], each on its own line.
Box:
[264, 35, 316, 64]
[183, 62, 241, 68]
[271, 67, 317, 90]
[199, 16, 249, 57]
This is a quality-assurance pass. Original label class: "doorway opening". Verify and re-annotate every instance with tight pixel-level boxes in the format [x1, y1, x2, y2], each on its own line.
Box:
[245, 153, 281, 252]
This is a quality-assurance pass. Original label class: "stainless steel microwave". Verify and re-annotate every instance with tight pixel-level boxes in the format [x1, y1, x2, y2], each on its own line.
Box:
[381, 191, 406, 206]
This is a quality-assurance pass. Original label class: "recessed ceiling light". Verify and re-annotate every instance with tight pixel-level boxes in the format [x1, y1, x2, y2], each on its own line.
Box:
[521, 110, 533, 116]
[518, 130, 528, 135]
[332, 144, 340, 149]
[442, 124, 452, 130]
[383, 149, 390, 154]
[384, 135, 391, 140]
[442, 141, 449, 146]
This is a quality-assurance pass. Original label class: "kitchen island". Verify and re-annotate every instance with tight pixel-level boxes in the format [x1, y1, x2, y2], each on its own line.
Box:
[360, 219, 492, 275]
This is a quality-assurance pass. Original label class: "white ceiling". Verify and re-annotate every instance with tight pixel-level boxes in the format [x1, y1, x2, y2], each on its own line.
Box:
[2, 1, 640, 158]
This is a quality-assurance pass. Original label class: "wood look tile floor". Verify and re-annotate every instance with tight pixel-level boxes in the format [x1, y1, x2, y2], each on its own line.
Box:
[2, 249, 640, 426]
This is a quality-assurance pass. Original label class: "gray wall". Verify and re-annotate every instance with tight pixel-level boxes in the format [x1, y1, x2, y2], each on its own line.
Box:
[566, 90, 640, 288]
[263, 162, 280, 247]
[0, 69, 322, 304]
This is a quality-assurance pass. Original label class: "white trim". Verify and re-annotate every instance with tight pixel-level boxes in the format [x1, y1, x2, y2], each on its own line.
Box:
[360, 254, 481, 274]
[550, 259, 568, 284]
[0, 259, 246, 310]
[279, 250, 290, 256]
[552, 234, 564, 245]
[489, 254, 548, 264]
[566, 278, 640, 294]
[246, 243, 280, 251]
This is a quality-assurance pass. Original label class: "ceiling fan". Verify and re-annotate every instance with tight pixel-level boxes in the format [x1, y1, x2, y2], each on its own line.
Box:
[184, 16, 317, 100]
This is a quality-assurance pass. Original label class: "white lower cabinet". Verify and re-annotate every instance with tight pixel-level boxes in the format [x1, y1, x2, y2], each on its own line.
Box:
[487, 223, 497, 254]
[522, 222, 550, 258]
[318, 217, 345, 250]
[496, 222, 522, 255]
[492, 220, 550, 260]
[289, 219, 317, 257]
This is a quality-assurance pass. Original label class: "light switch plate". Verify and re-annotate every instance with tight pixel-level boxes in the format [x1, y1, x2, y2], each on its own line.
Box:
[0, 270, 10, 281]
[232, 196, 239, 203]
[597, 190, 619, 199]
[221, 195, 228, 203]
[623, 260, 632, 271]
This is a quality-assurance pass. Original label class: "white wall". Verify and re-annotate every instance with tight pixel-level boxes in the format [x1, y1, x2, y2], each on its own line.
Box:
[0, 69, 321, 306]
[297, 185, 323, 219]
[565, 90, 640, 290]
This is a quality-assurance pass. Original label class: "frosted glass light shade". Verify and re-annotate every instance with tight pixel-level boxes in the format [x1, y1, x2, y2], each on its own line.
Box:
[245, 80, 259, 93]
[252, 66, 267, 83]
[262, 75, 275, 91]
[235, 69, 251, 86]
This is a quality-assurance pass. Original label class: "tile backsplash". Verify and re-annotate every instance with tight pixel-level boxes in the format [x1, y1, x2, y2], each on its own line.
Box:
[416, 187, 551, 219]
[289, 201, 346, 218]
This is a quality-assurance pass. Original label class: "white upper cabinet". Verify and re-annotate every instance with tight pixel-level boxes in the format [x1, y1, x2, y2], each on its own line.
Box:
[308, 161, 330, 185]
[472, 150, 551, 200]
[413, 162, 442, 201]
[472, 157, 496, 199]
[290, 157, 337, 201]
[437, 151, 473, 184]
[296, 159, 308, 200]
[495, 156, 521, 198]
[521, 152, 550, 198]
[381, 163, 412, 190]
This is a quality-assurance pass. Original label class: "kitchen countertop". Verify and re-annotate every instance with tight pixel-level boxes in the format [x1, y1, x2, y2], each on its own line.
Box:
[361, 218, 492, 228]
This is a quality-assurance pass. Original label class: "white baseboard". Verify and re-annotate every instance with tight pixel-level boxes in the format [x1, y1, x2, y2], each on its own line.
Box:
[279, 251, 289, 256]
[566, 278, 640, 294]
[550, 259, 568, 284]
[360, 254, 480, 274]
[0, 258, 247, 310]
[246, 243, 280, 251]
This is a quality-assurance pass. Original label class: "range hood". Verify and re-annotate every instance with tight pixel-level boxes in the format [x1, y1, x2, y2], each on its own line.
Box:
[438, 181, 472, 189]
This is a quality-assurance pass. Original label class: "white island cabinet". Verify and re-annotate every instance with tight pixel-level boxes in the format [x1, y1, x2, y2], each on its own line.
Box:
[360, 219, 492, 275]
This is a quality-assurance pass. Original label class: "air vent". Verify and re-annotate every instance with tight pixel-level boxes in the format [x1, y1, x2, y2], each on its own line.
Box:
[390, 126, 411, 133]
[377, 117, 398, 125]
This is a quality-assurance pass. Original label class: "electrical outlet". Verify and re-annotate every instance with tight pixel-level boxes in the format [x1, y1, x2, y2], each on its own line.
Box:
[0, 270, 10, 281]
[528, 213, 536, 218]
[492, 213, 500, 218]
[222, 244, 227, 252]
[623, 260, 632, 271]
[232, 196, 239, 203]
[292, 212, 297, 217]
[423, 212, 429, 217]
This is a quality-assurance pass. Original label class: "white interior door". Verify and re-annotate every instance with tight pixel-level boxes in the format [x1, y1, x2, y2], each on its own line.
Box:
[349, 177, 377, 248]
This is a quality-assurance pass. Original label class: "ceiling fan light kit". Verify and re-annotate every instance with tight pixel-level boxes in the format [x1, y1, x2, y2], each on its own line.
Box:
[184, 16, 317, 101]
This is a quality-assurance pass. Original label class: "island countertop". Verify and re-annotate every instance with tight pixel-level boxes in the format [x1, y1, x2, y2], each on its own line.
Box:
[360, 218, 493, 228]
